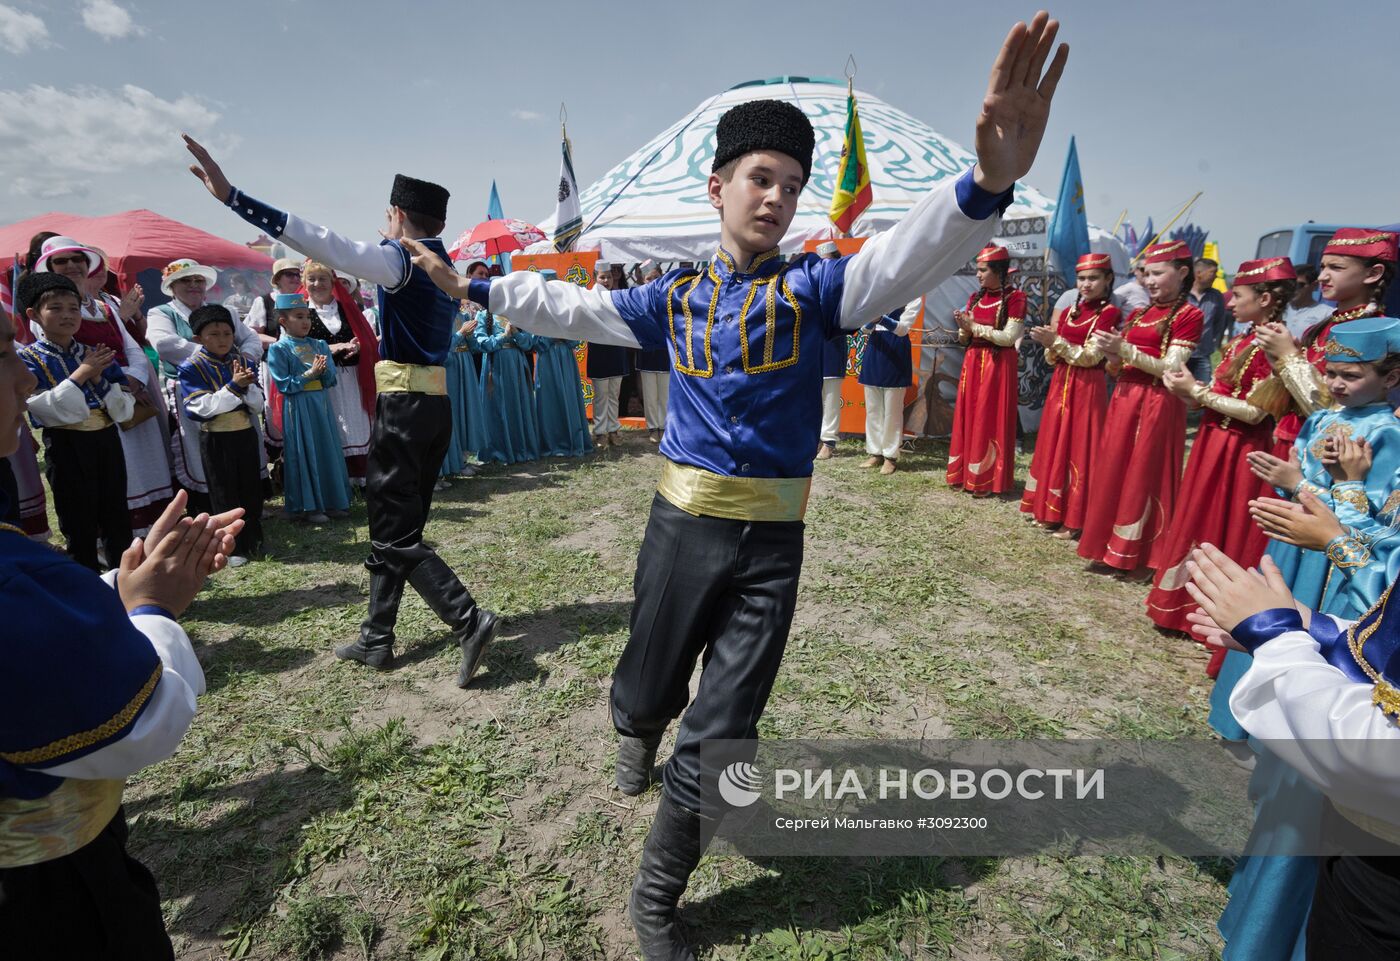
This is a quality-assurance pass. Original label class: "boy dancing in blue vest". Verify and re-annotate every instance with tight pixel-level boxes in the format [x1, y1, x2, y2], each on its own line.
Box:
[182, 144, 499, 686]
[404, 14, 1067, 958]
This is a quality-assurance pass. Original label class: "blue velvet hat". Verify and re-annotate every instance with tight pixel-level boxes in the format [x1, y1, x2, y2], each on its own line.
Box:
[538, 269, 558, 281]
[274, 292, 308, 311]
[1323, 316, 1400, 363]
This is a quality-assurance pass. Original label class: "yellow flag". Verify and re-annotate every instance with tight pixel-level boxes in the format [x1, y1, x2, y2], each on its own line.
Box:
[829, 82, 872, 234]
[1203, 241, 1228, 293]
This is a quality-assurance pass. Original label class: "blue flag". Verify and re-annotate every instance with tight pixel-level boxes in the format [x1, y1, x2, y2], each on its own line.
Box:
[485, 180, 510, 271]
[1046, 137, 1090, 284]
[1136, 217, 1155, 257]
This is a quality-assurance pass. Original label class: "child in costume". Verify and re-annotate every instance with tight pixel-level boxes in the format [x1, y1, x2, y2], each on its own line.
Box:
[16, 272, 133, 571]
[1145, 258, 1295, 633]
[401, 16, 1067, 958]
[587, 261, 631, 448]
[947, 244, 1024, 495]
[532, 270, 593, 458]
[301, 260, 379, 486]
[265, 293, 351, 523]
[176, 305, 266, 564]
[1077, 240, 1204, 573]
[1022, 253, 1120, 536]
[441, 259, 489, 478]
[858, 297, 921, 475]
[814, 241, 848, 460]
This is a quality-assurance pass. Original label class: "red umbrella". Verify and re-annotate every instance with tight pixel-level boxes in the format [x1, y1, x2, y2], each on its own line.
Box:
[448, 218, 546, 262]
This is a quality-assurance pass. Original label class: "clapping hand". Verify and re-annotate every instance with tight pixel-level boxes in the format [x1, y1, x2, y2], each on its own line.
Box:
[952, 309, 973, 331]
[231, 356, 256, 388]
[117, 490, 245, 615]
[1092, 329, 1123, 358]
[1028, 325, 1056, 347]
[972, 11, 1069, 194]
[119, 283, 144, 320]
[1162, 368, 1197, 398]
[308, 354, 328, 378]
[1253, 322, 1298, 362]
[1249, 489, 1346, 551]
[1185, 545, 1297, 635]
[1321, 436, 1372, 484]
[74, 345, 116, 384]
[1246, 449, 1303, 491]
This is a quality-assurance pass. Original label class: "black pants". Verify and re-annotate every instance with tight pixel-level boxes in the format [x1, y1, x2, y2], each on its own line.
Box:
[0, 456, 18, 527]
[43, 424, 131, 572]
[0, 809, 173, 961]
[199, 427, 264, 557]
[1307, 803, 1400, 959]
[610, 493, 803, 812]
[365, 392, 454, 578]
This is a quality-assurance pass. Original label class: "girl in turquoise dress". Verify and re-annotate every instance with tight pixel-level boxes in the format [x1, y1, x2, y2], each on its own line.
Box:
[266, 293, 351, 521]
[441, 303, 486, 477]
[475, 309, 541, 465]
[530, 270, 592, 458]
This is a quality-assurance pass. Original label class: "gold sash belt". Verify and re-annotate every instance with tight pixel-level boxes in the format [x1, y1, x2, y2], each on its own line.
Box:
[203, 410, 252, 432]
[1335, 802, 1400, 849]
[657, 460, 810, 522]
[53, 409, 112, 432]
[301, 379, 323, 392]
[0, 778, 123, 868]
[374, 360, 447, 396]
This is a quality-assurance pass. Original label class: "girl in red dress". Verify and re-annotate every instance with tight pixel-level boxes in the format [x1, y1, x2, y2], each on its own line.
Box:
[1254, 228, 1398, 461]
[1022, 253, 1121, 536]
[947, 244, 1025, 496]
[1144, 257, 1297, 631]
[1076, 240, 1204, 573]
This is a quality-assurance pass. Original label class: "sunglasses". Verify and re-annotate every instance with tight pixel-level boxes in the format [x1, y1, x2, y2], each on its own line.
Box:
[48, 255, 88, 268]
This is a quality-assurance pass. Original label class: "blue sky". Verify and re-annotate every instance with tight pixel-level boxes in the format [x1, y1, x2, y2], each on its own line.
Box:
[3, 0, 1397, 265]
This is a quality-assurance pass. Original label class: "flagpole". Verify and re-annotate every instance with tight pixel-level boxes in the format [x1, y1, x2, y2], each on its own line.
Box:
[1131, 192, 1203, 264]
[1108, 208, 1127, 238]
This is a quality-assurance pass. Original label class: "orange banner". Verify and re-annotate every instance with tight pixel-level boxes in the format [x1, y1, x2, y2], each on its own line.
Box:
[510, 251, 600, 418]
[802, 238, 923, 435]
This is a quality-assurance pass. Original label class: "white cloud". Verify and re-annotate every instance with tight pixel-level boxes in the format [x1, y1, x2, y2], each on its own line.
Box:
[81, 0, 143, 39]
[0, 84, 227, 199]
[511, 109, 543, 122]
[0, 5, 49, 53]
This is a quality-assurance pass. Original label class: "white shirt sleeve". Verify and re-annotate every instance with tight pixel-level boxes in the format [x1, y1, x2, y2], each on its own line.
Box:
[38, 575, 204, 781]
[837, 178, 999, 330]
[487, 273, 641, 348]
[245, 296, 268, 333]
[1230, 623, 1400, 829]
[100, 381, 135, 422]
[894, 297, 922, 337]
[243, 381, 266, 415]
[186, 384, 248, 419]
[26, 379, 92, 427]
[282, 215, 407, 290]
[146, 307, 198, 367]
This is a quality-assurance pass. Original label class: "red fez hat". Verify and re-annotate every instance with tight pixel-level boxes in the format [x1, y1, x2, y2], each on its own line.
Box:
[1323, 228, 1399, 263]
[1075, 253, 1112, 272]
[1142, 240, 1192, 265]
[1233, 257, 1297, 285]
[976, 244, 1010, 265]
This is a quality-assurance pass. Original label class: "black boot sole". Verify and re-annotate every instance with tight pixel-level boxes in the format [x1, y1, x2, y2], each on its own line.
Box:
[335, 643, 393, 670]
[456, 611, 499, 688]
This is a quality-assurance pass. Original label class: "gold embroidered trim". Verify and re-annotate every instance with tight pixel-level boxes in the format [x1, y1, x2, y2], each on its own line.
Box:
[1235, 257, 1289, 280]
[667, 273, 715, 378]
[1328, 233, 1394, 248]
[0, 663, 163, 764]
[1327, 534, 1372, 570]
[1333, 485, 1372, 516]
[1323, 338, 1364, 359]
[736, 268, 801, 374]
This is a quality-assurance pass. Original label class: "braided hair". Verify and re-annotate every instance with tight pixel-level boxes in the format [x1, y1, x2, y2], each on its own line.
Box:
[1066, 268, 1115, 325]
[1227, 277, 1298, 382]
[969, 262, 1014, 330]
[1152, 258, 1194, 336]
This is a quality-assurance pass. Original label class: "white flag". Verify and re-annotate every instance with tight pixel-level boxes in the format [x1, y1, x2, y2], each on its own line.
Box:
[553, 135, 582, 253]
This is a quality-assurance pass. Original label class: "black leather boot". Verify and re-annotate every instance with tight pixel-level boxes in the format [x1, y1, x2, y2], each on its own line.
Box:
[628, 793, 708, 961]
[336, 571, 404, 669]
[616, 733, 663, 796]
[407, 555, 500, 687]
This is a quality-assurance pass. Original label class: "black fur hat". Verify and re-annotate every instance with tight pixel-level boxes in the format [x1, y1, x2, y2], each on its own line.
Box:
[190, 304, 235, 334]
[390, 174, 450, 222]
[16, 271, 79, 315]
[711, 99, 815, 185]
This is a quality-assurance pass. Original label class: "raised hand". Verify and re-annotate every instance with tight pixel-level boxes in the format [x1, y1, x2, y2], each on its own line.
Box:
[308, 354, 328, 378]
[119, 282, 144, 320]
[118, 512, 228, 617]
[1253, 322, 1298, 362]
[75, 344, 116, 383]
[1028, 324, 1056, 347]
[125, 490, 243, 572]
[231, 356, 255, 388]
[974, 11, 1069, 194]
[184, 133, 233, 203]
[1245, 449, 1303, 490]
[1324, 436, 1373, 483]
[1092, 329, 1123, 357]
[1249, 489, 1346, 551]
[1162, 368, 1196, 398]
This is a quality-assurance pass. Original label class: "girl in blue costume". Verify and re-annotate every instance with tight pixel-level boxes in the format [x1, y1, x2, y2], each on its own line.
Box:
[440, 267, 487, 480]
[1207, 317, 1400, 961]
[474, 306, 541, 465]
[266, 293, 352, 522]
[530, 270, 593, 458]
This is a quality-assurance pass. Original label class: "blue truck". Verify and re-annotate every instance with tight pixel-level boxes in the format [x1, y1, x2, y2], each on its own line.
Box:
[1256, 222, 1400, 314]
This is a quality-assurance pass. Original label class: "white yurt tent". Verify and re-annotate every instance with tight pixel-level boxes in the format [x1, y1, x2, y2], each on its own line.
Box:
[536, 77, 1125, 435]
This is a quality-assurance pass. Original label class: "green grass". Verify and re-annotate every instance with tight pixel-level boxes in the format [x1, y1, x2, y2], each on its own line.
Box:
[115, 435, 1228, 959]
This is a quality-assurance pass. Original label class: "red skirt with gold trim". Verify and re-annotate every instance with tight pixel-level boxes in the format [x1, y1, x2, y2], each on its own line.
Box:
[1144, 417, 1273, 631]
[1076, 377, 1186, 572]
[946, 343, 1017, 494]
[1020, 363, 1108, 528]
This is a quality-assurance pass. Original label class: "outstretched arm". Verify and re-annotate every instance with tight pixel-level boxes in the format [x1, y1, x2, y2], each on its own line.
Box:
[838, 13, 1068, 326]
[185, 135, 407, 290]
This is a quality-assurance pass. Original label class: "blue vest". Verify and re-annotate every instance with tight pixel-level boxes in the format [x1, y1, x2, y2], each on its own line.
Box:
[857, 309, 913, 388]
[610, 246, 850, 479]
[821, 331, 848, 379]
[376, 238, 457, 367]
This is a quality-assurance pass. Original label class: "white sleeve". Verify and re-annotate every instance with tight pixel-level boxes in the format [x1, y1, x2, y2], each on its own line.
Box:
[26, 379, 91, 426]
[186, 385, 246, 418]
[245, 297, 268, 333]
[894, 297, 922, 337]
[100, 381, 134, 422]
[487, 271, 641, 348]
[235, 317, 264, 360]
[282, 215, 406, 289]
[40, 575, 204, 780]
[837, 179, 999, 330]
[243, 382, 265, 414]
[1230, 627, 1400, 828]
[146, 308, 198, 367]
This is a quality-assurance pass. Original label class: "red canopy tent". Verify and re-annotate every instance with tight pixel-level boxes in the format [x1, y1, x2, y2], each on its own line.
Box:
[0, 209, 272, 291]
